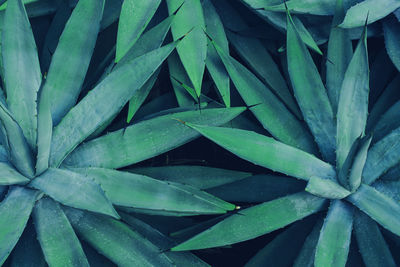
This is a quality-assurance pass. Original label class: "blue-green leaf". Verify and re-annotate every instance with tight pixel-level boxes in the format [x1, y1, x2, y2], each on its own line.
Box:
[2, 0, 41, 149]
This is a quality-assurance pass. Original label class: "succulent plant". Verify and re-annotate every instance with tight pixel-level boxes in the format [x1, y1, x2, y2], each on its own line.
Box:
[170, 2, 400, 266]
[0, 0, 246, 266]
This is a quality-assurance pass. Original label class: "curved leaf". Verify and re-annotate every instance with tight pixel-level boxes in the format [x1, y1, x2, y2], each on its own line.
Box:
[362, 126, 400, 185]
[383, 16, 400, 71]
[43, 0, 105, 125]
[314, 200, 353, 267]
[116, 0, 161, 62]
[245, 217, 315, 267]
[348, 135, 372, 191]
[340, 0, 400, 28]
[263, 0, 336, 16]
[306, 177, 351, 199]
[336, 26, 369, 170]
[63, 107, 245, 169]
[0, 187, 38, 265]
[167, 0, 206, 97]
[354, 210, 396, 267]
[29, 168, 119, 219]
[287, 11, 336, 163]
[2, 0, 41, 149]
[129, 165, 251, 190]
[202, 0, 230, 107]
[213, 42, 317, 154]
[0, 162, 29, 185]
[186, 124, 336, 181]
[208, 174, 305, 203]
[347, 184, 400, 237]
[326, 0, 353, 113]
[71, 168, 235, 215]
[0, 104, 34, 178]
[64, 207, 174, 267]
[50, 42, 176, 167]
[34, 197, 89, 267]
[172, 192, 326, 250]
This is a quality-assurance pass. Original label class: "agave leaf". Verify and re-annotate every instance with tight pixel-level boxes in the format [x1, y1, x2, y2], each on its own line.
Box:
[306, 177, 351, 199]
[0, 104, 34, 178]
[293, 219, 324, 267]
[367, 75, 400, 132]
[202, 0, 230, 107]
[10, 223, 46, 267]
[50, 42, 176, 167]
[2, 0, 41, 149]
[63, 107, 245, 169]
[373, 180, 400, 202]
[213, 42, 317, 154]
[383, 16, 400, 72]
[245, 217, 315, 267]
[354, 210, 396, 267]
[381, 165, 400, 181]
[326, 0, 353, 113]
[208, 174, 305, 203]
[336, 26, 369, 170]
[239, 0, 323, 54]
[34, 197, 89, 267]
[0, 162, 30, 185]
[36, 87, 52, 175]
[314, 200, 353, 267]
[187, 124, 336, 181]
[347, 184, 400, 237]
[340, 0, 400, 28]
[64, 207, 174, 267]
[120, 213, 210, 267]
[287, 10, 336, 163]
[172, 192, 326, 250]
[0, 187, 38, 265]
[348, 135, 372, 191]
[124, 16, 173, 122]
[99, 0, 123, 30]
[167, 0, 206, 97]
[70, 168, 235, 215]
[29, 168, 119, 219]
[226, 31, 302, 119]
[42, 0, 104, 125]
[128, 165, 251, 190]
[115, 0, 161, 62]
[362, 126, 400, 185]
[263, 0, 336, 16]
[371, 102, 400, 143]
[40, 0, 72, 72]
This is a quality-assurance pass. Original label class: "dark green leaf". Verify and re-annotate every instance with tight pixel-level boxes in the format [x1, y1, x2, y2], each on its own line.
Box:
[354, 210, 396, 267]
[128, 165, 250, 190]
[383, 16, 400, 71]
[326, 0, 353, 113]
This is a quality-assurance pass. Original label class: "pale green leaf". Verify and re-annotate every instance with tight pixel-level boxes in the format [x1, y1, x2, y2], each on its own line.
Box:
[306, 177, 351, 199]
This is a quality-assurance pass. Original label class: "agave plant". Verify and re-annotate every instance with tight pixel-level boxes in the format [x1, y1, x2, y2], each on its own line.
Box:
[170, 2, 400, 266]
[0, 0, 248, 266]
